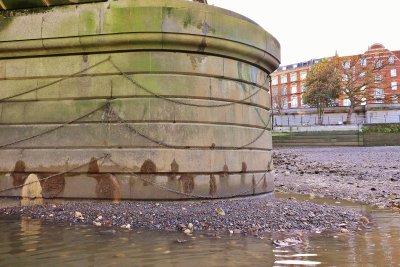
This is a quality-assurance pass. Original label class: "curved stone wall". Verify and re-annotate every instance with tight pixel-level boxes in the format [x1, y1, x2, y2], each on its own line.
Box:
[0, 0, 280, 200]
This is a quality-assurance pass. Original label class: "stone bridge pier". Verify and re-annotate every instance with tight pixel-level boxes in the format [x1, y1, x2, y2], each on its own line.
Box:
[0, 0, 280, 200]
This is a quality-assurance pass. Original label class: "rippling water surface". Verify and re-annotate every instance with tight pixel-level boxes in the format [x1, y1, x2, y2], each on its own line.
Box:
[0, 196, 399, 267]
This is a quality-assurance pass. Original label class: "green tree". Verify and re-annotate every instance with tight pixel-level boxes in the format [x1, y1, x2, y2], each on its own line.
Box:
[304, 58, 341, 124]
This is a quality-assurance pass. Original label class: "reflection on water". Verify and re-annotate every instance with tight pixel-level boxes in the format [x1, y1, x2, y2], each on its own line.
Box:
[0, 196, 399, 266]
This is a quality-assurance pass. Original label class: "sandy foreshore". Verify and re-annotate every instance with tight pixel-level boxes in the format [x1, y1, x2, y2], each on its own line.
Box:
[274, 146, 400, 209]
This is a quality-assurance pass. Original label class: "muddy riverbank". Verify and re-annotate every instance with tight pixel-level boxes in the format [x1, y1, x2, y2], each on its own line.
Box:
[0, 195, 366, 236]
[274, 146, 400, 209]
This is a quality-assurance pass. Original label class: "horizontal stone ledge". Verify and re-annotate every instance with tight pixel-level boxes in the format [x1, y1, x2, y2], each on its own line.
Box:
[0, 96, 271, 111]
[0, 0, 106, 10]
[0, 123, 272, 150]
[0, 72, 270, 91]
[0, 148, 272, 173]
[0, 171, 274, 200]
[0, 51, 270, 89]
[0, 98, 271, 127]
[0, 33, 279, 73]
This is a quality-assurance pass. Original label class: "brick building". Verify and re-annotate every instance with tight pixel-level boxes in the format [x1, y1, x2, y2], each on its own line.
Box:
[271, 44, 400, 112]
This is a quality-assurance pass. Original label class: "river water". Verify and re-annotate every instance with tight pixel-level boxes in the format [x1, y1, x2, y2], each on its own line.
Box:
[0, 195, 399, 267]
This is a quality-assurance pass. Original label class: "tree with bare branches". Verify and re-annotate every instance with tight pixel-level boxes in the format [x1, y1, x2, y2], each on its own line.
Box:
[338, 52, 391, 123]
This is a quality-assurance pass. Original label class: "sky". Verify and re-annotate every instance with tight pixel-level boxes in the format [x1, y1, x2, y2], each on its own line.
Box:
[207, 0, 400, 66]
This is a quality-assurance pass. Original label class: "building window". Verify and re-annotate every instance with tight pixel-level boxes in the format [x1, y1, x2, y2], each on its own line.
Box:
[359, 72, 365, 77]
[375, 60, 382, 69]
[392, 81, 398, 90]
[392, 96, 398, 104]
[272, 87, 278, 96]
[343, 99, 351, 106]
[360, 58, 367, 67]
[282, 87, 287, 95]
[280, 75, 287, 84]
[291, 85, 297, 94]
[292, 64, 298, 68]
[342, 74, 349, 81]
[281, 66, 287, 71]
[282, 98, 288, 109]
[374, 88, 384, 98]
[390, 69, 397, 77]
[301, 84, 306, 92]
[300, 71, 307, 80]
[360, 86, 366, 91]
[389, 55, 395, 64]
[273, 100, 278, 109]
[290, 72, 297, 82]
[375, 74, 382, 82]
[271, 76, 278, 85]
[291, 96, 298, 108]
[361, 97, 367, 105]
[343, 61, 350, 69]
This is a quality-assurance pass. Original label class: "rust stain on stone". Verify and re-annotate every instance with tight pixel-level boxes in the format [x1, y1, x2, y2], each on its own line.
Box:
[95, 174, 121, 201]
[209, 174, 216, 196]
[88, 157, 100, 173]
[252, 175, 256, 195]
[87, 157, 121, 201]
[241, 162, 247, 172]
[219, 164, 229, 189]
[198, 37, 207, 52]
[11, 160, 28, 187]
[168, 159, 179, 181]
[38, 173, 65, 198]
[140, 159, 156, 186]
[240, 162, 247, 186]
[180, 174, 194, 194]
[262, 176, 268, 191]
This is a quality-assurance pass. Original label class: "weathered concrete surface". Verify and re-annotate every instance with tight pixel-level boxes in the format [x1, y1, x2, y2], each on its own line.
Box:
[0, 0, 280, 200]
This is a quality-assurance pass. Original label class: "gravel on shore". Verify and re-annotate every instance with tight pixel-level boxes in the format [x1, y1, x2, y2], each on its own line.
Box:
[274, 146, 400, 209]
[0, 196, 367, 236]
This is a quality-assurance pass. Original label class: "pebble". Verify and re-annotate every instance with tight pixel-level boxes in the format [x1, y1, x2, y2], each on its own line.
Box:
[0, 196, 364, 235]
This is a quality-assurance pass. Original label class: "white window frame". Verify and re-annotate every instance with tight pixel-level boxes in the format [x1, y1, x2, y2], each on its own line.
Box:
[291, 85, 297, 94]
[290, 72, 297, 82]
[291, 96, 298, 108]
[272, 87, 278, 96]
[282, 98, 288, 109]
[389, 55, 395, 64]
[360, 58, 367, 67]
[280, 75, 287, 84]
[271, 76, 278, 85]
[375, 74, 382, 82]
[343, 99, 351, 106]
[343, 61, 350, 69]
[300, 71, 307, 80]
[282, 87, 287, 95]
[391, 81, 398, 90]
[390, 69, 397, 77]
[374, 88, 384, 98]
